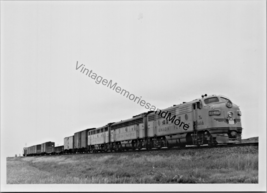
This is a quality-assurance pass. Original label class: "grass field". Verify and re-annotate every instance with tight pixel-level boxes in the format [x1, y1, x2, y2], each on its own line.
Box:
[7, 146, 258, 184]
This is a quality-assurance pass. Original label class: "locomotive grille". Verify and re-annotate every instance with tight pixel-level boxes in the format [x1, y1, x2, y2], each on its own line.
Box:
[167, 109, 176, 117]
[112, 118, 143, 129]
[177, 105, 191, 115]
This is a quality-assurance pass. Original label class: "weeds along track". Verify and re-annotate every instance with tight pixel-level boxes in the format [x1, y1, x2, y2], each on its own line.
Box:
[27, 142, 258, 157]
[8, 145, 258, 184]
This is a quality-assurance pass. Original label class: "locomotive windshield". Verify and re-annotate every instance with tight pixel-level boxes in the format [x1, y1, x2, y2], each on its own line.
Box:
[204, 97, 219, 104]
[220, 97, 232, 103]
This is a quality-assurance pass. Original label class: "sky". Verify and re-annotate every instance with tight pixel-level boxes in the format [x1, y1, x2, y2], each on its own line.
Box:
[1, 0, 266, 171]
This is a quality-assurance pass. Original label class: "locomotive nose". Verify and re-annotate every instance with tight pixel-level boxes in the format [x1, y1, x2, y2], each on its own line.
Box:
[230, 130, 237, 137]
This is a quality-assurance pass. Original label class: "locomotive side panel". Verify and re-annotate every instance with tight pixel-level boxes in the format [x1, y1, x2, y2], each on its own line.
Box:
[91, 132, 105, 145]
[137, 123, 145, 138]
[149, 105, 194, 137]
[110, 129, 115, 142]
[147, 114, 155, 137]
[104, 131, 109, 143]
[115, 125, 137, 141]
[112, 116, 144, 142]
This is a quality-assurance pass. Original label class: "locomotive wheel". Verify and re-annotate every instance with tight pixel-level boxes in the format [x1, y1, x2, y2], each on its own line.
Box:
[157, 139, 163, 149]
[153, 139, 162, 149]
[208, 136, 217, 147]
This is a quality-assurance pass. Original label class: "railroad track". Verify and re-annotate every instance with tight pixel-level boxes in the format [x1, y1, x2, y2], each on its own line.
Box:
[25, 142, 258, 157]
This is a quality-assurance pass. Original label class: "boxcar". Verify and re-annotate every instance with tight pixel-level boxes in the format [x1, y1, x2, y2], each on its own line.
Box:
[36, 145, 41, 155]
[68, 136, 74, 152]
[80, 128, 95, 152]
[74, 132, 81, 152]
[54, 145, 64, 154]
[27, 145, 41, 156]
[64, 136, 74, 153]
[64, 137, 69, 151]
[30, 145, 37, 155]
[41, 141, 55, 155]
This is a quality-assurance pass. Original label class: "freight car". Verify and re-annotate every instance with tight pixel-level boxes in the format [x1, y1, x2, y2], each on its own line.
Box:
[41, 141, 55, 155]
[74, 132, 81, 152]
[26, 144, 41, 156]
[23, 94, 243, 155]
[73, 128, 95, 153]
[64, 136, 74, 153]
[53, 145, 64, 155]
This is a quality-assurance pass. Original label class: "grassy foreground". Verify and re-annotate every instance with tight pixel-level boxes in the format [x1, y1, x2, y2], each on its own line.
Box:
[7, 146, 258, 184]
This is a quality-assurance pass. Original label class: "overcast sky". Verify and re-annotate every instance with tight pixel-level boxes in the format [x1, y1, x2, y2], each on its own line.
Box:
[1, 1, 266, 159]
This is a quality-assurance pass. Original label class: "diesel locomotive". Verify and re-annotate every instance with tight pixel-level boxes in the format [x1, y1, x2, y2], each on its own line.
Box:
[23, 94, 242, 156]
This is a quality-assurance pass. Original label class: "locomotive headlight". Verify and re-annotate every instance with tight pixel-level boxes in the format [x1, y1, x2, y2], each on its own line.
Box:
[227, 111, 234, 118]
[226, 101, 232, 108]
[230, 131, 237, 137]
[237, 110, 242, 116]
[209, 110, 221, 116]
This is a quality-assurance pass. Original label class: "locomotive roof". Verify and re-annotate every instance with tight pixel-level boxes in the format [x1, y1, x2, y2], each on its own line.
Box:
[74, 127, 95, 134]
[147, 95, 222, 115]
[111, 113, 147, 126]
[155, 94, 228, 112]
[95, 122, 115, 130]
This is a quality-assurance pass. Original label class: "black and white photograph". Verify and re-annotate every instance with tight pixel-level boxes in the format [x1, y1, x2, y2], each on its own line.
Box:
[1, 0, 266, 192]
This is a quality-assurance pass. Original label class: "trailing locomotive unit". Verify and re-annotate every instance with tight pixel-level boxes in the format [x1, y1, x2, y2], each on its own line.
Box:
[87, 113, 151, 152]
[110, 112, 151, 151]
[88, 123, 113, 152]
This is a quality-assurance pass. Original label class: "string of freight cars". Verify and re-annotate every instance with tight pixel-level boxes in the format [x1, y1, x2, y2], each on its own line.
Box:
[75, 61, 189, 130]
